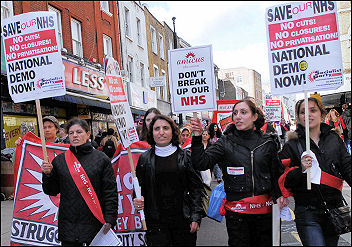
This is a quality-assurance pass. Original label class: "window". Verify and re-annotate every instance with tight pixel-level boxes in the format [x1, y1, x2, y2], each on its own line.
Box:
[127, 56, 134, 83]
[169, 39, 173, 50]
[100, 1, 111, 14]
[159, 33, 164, 59]
[237, 76, 242, 83]
[153, 65, 161, 99]
[140, 63, 145, 87]
[103, 34, 113, 57]
[71, 18, 83, 57]
[1, 1, 13, 19]
[124, 8, 130, 38]
[161, 70, 167, 100]
[150, 26, 157, 54]
[48, 5, 63, 49]
[136, 18, 142, 45]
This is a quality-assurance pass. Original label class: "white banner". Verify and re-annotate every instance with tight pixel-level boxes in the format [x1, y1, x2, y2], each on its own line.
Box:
[2, 11, 66, 103]
[168, 45, 217, 113]
[266, 1, 343, 95]
[105, 57, 139, 148]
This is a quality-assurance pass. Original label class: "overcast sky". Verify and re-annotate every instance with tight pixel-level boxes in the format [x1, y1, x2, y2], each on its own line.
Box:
[141, 1, 286, 90]
[141, 1, 350, 98]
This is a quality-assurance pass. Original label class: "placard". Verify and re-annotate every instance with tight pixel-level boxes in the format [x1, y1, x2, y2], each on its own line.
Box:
[2, 11, 65, 103]
[266, 1, 343, 95]
[168, 45, 217, 113]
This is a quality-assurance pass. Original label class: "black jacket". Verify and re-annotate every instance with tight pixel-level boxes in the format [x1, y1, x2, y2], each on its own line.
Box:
[136, 146, 204, 225]
[42, 142, 118, 243]
[279, 123, 351, 209]
[191, 124, 283, 202]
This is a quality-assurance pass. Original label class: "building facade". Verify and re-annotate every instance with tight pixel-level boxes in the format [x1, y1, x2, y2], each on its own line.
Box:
[218, 67, 263, 106]
[1, 1, 122, 148]
[144, 6, 170, 116]
[117, 1, 156, 123]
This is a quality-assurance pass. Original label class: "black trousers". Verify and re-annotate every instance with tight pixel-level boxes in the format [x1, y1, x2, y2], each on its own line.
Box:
[146, 223, 197, 246]
[225, 210, 272, 246]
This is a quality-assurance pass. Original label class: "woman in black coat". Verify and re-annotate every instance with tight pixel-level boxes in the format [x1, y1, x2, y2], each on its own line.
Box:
[42, 118, 118, 246]
[279, 97, 351, 246]
[191, 99, 288, 246]
[133, 115, 204, 246]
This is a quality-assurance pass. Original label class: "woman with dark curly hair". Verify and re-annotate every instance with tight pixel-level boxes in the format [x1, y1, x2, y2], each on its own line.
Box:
[190, 99, 288, 246]
[133, 115, 204, 246]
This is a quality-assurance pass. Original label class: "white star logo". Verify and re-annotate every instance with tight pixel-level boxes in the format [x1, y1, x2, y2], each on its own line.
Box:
[17, 151, 59, 222]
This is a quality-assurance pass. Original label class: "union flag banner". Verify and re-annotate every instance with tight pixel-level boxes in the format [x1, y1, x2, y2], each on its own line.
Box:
[11, 132, 150, 246]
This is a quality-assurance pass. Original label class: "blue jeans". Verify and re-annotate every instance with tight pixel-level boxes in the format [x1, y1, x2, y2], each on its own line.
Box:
[294, 205, 339, 246]
[345, 139, 351, 154]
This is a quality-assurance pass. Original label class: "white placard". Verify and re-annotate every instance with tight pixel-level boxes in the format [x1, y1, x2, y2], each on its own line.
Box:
[2, 11, 66, 103]
[264, 94, 282, 122]
[266, 1, 343, 95]
[168, 45, 217, 113]
[90, 226, 122, 246]
[105, 57, 139, 148]
[149, 76, 166, 87]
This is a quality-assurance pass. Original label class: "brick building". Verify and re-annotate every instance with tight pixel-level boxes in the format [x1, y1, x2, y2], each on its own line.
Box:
[1, 1, 123, 147]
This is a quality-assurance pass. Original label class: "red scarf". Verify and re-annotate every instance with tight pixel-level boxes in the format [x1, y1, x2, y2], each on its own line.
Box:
[65, 150, 105, 224]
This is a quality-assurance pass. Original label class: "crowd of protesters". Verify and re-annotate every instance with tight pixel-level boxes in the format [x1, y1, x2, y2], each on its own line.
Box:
[11, 97, 350, 246]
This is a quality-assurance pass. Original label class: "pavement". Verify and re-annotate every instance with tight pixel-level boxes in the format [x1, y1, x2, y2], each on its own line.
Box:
[1, 181, 351, 246]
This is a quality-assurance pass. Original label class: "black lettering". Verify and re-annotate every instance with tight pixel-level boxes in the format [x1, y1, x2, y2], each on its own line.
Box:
[36, 225, 46, 241]
[26, 223, 37, 239]
[46, 227, 55, 242]
[19, 222, 29, 238]
[11, 220, 20, 236]
[138, 233, 147, 246]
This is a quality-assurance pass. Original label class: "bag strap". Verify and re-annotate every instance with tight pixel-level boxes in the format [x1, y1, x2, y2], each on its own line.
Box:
[317, 186, 348, 212]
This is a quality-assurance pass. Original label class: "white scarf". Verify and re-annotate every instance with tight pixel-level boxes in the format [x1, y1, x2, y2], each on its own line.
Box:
[155, 143, 177, 157]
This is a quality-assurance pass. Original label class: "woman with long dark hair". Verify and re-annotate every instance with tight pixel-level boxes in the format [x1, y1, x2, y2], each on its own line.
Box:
[133, 115, 204, 246]
[279, 98, 351, 246]
[140, 108, 161, 141]
[190, 99, 288, 246]
[208, 122, 222, 183]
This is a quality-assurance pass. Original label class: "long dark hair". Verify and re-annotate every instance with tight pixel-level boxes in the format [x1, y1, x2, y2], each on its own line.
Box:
[208, 122, 222, 139]
[295, 97, 327, 124]
[140, 108, 161, 141]
[147, 115, 180, 146]
[232, 99, 265, 131]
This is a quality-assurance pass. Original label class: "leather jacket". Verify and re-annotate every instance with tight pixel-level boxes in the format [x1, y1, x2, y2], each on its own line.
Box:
[279, 123, 351, 209]
[136, 146, 204, 225]
[191, 124, 283, 202]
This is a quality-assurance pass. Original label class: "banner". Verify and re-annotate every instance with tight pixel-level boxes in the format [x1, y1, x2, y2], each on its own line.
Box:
[2, 11, 66, 103]
[111, 141, 151, 246]
[266, 1, 343, 95]
[211, 100, 237, 131]
[12, 132, 149, 246]
[168, 45, 217, 113]
[105, 57, 138, 148]
[264, 94, 282, 122]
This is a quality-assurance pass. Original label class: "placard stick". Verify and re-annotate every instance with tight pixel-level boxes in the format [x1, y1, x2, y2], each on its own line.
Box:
[304, 91, 311, 190]
[272, 203, 281, 246]
[35, 99, 48, 162]
[128, 147, 147, 230]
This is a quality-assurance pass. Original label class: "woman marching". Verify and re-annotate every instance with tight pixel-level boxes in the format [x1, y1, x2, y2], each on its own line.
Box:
[42, 118, 118, 246]
[208, 122, 223, 183]
[279, 98, 351, 246]
[133, 115, 204, 246]
[190, 99, 288, 246]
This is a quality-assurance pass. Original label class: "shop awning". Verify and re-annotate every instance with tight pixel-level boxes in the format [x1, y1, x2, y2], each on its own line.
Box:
[53, 91, 111, 109]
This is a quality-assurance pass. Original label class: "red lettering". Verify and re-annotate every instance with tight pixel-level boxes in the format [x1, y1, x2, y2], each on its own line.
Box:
[180, 96, 206, 106]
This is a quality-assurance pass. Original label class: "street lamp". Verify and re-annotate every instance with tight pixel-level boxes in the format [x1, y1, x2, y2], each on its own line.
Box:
[172, 17, 183, 126]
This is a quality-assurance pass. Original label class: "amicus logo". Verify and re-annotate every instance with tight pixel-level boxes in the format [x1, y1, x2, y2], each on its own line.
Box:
[177, 52, 204, 65]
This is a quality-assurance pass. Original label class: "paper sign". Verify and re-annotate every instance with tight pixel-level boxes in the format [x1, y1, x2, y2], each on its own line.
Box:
[105, 57, 139, 148]
[168, 45, 217, 113]
[266, 1, 343, 95]
[149, 76, 166, 87]
[264, 94, 282, 122]
[2, 11, 66, 103]
[90, 226, 122, 246]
